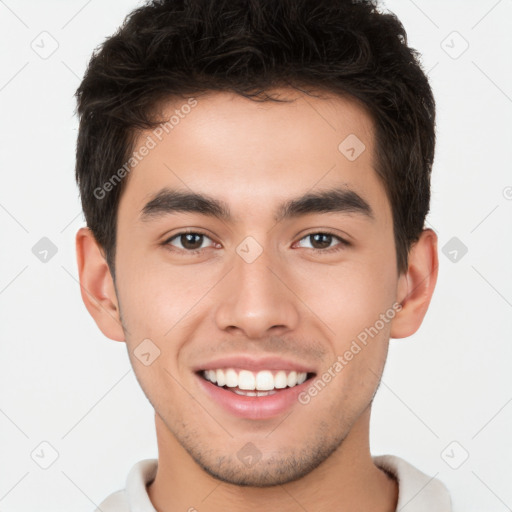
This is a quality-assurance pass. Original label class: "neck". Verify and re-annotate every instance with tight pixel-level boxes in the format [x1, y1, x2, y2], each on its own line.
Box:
[147, 406, 398, 512]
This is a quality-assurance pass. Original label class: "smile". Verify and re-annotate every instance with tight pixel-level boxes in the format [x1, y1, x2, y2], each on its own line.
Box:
[202, 368, 310, 396]
[196, 364, 316, 419]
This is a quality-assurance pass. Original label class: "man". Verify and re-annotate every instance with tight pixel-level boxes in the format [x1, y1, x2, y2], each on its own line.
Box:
[74, 0, 451, 510]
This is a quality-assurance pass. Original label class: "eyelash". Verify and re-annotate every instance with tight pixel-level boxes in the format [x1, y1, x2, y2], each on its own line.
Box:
[162, 229, 350, 255]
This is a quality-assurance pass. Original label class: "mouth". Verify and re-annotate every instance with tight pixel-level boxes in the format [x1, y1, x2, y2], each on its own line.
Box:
[195, 365, 317, 420]
[198, 368, 316, 396]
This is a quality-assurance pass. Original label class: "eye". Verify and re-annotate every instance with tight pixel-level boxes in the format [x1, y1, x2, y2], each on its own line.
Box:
[163, 230, 216, 253]
[161, 230, 349, 256]
[295, 231, 350, 254]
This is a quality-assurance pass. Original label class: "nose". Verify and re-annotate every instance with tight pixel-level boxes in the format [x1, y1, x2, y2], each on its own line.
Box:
[214, 242, 300, 339]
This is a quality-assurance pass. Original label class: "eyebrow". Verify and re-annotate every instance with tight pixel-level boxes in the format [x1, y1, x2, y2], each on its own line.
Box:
[139, 186, 375, 224]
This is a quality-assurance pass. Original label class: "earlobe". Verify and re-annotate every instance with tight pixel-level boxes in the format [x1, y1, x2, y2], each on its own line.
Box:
[75, 227, 126, 342]
[390, 228, 439, 339]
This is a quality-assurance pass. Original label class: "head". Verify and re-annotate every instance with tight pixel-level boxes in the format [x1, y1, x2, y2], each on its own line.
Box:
[75, 0, 438, 487]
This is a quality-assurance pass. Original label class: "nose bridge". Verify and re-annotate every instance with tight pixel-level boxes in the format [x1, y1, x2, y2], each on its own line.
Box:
[214, 236, 299, 338]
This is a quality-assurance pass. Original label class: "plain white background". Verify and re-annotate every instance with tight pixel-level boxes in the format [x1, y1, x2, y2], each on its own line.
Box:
[0, 1, 511, 511]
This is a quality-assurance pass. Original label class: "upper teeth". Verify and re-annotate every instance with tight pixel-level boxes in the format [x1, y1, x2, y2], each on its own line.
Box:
[203, 369, 308, 390]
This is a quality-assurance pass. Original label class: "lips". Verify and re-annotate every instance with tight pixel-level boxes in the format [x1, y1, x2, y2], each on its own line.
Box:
[193, 356, 316, 419]
[194, 355, 316, 374]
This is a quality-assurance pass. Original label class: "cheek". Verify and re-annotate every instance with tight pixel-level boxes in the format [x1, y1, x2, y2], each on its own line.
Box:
[115, 249, 214, 336]
[295, 256, 396, 342]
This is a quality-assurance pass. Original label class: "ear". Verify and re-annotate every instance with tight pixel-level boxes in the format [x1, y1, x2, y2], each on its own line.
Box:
[390, 228, 439, 339]
[75, 227, 125, 342]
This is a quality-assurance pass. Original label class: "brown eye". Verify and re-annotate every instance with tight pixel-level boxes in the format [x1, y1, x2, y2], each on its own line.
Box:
[164, 231, 214, 253]
[296, 232, 349, 253]
[178, 233, 204, 250]
[309, 233, 334, 249]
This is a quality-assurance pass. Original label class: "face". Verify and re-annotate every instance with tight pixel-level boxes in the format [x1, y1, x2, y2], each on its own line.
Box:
[113, 89, 401, 486]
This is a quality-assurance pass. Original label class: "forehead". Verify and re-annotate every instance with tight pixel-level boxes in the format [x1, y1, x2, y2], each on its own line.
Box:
[118, 88, 391, 227]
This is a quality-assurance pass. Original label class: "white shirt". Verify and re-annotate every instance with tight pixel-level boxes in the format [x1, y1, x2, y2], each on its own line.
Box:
[95, 455, 452, 511]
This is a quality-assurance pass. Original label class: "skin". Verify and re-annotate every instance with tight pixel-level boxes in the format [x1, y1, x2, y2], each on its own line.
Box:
[76, 88, 438, 512]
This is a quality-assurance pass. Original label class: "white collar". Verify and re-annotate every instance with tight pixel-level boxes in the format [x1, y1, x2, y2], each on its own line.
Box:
[99, 454, 452, 512]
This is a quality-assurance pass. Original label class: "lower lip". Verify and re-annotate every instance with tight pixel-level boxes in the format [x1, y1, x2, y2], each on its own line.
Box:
[196, 374, 312, 420]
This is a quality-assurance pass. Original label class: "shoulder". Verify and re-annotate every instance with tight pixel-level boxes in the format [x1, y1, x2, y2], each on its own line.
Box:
[373, 454, 452, 512]
[92, 459, 158, 512]
[94, 489, 129, 512]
